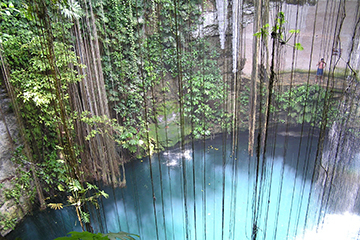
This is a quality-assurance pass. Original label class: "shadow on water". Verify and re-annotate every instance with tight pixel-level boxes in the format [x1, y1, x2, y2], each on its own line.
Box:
[5, 207, 81, 240]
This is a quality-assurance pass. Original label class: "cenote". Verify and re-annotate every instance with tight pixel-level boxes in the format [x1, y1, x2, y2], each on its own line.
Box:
[1, 0, 360, 239]
[6, 126, 360, 240]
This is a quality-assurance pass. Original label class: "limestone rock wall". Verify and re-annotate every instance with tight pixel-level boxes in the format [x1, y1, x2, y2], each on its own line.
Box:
[0, 86, 30, 237]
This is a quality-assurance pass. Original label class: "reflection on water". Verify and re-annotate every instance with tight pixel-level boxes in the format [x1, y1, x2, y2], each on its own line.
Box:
[297, 212, 360, 240]
[6, 131, 360, 240]
[163, 149, 192, 167]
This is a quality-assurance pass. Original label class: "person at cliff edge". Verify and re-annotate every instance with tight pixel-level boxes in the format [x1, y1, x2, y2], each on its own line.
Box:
[316, 58, 326, 83]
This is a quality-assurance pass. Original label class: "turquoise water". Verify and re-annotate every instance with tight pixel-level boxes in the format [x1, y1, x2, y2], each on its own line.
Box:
[7, 131, 322, 240]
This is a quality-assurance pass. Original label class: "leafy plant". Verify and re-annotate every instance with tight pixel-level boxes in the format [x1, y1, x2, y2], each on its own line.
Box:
[0, 212, 17, 231]
[98, 0, 226, 145]
[54, 231, 140, 240]
[58, 0, 83, 20]
[48, 179, 108, 230]
[274, 84, 338, 125]
[2, 147, 36, 204]
[79, 111, 144, 154]
[0, 2, 19, 16]
[254, 12, 304, 50]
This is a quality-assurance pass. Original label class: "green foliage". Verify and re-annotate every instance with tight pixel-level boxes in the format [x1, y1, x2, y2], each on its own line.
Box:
[274, 84, 338, 125]
[254, 12, 304, 50]
[54, 231, 140, 240]
[3, 171, 35, 204]
[0, 2, 18, 16]
[294, 42, 304, 51]
[0, 212, 17, 231]
[53, 179, 109, 209]
[9, 36, 81, 105]
[3, 146, 36, 204]
[0, 148, 36, 231]
[254, 23, 270, 38]
[1, 0, 82, 197]
[58, 0, 83, 20]
[181, 39, 224, 138]
[156, 0, 227, 138]
[38, 152, 68, 191]
[54, 231, 107, 240]
[80, 111, 144, 153]
[98, 0, 149, 155]
[98, 0, 226, 145]
[48, 178, 109, 228]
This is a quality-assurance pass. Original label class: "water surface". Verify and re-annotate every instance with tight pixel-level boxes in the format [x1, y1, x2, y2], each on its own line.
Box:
[7, 130, 329, 240]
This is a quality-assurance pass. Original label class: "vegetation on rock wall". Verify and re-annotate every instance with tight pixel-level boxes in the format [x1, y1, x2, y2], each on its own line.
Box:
[273, 84, 338, 125]
[0, 0, 228, 234]
[0, 0, 349, 237]
[54, 230, 139, 240]
[97, 0, 226, 146]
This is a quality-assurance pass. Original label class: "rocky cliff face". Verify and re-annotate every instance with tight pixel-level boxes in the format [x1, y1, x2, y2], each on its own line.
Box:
[0, 85, 31, 237]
